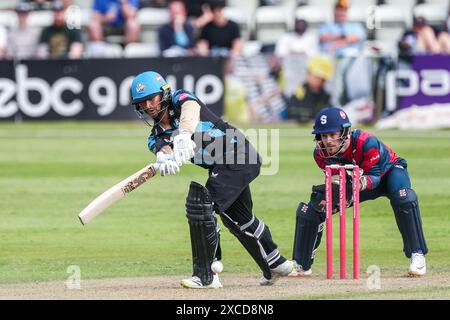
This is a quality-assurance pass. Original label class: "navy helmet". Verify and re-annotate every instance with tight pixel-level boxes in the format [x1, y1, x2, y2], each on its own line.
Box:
[313, 106, 352, 158]
[312, 106, 351, 136]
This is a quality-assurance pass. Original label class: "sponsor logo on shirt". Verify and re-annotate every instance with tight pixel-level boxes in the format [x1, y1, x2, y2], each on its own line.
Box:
[179, 93, 190, 101]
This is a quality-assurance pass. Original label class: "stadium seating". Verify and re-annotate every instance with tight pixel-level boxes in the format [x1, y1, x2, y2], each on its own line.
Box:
[28, 10, 54, 28]
[137, 7, 170, 43]
[85, 42, 124, 58]
[255, 5, 291, 44]
[414, 3, 448, 25]
[0, 0, 17, 10]
[242, 40, 262, 56]
[74, 0, 92, 9]
[374, 3, 410, 51]
[425, 0, 449, 5]
[223, 6, 251, 40]
[124, 42, 159, 57]
[227, 0, 259, 18]
[0, 10, 18, 29]
[347, 5, 368, 23]
[383, 0, 417, 10]
[79, 7, 92, 27]
[295, 5, 332, 28]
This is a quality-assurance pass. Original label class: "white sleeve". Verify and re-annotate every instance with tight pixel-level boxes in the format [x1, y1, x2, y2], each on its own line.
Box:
[179, 100, 200, 134]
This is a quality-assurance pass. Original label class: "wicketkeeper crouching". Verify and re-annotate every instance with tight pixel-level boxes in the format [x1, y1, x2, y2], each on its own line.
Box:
[130, 71, 294, 288]
[290, 106, 428, 278]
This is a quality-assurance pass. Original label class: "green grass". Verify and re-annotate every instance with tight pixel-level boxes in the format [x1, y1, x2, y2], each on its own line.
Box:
[1, 122, 450, 286]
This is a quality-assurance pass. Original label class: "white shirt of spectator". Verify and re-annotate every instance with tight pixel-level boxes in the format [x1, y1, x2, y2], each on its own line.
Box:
[275, 30, 318, 58]
[7, 27, 40, 60]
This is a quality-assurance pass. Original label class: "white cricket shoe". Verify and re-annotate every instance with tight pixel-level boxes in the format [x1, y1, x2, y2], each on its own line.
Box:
[260, 260, 295, 286]
[408, 252, 426, 277]
[288, 262, 312, 277]
[180, 273, 223, 289]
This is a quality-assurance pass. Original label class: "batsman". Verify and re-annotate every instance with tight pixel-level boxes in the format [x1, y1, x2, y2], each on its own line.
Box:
[130, 71, 294, 289]
[290, 106, 428, 277]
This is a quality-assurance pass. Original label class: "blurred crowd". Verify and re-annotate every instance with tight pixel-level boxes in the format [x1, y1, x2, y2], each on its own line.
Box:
[0, 0, 449, 123]
[1, 0, 449, 60]
[0, 0, 246, 59]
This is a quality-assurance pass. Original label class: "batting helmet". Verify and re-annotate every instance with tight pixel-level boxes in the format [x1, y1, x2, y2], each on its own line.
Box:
[312, 106, 351, 136]
[312, 107, 352, 158]
[130, 71, 171, 105]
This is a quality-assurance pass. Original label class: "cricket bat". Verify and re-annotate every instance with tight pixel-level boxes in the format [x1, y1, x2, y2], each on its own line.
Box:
[78, 163, 158, 225]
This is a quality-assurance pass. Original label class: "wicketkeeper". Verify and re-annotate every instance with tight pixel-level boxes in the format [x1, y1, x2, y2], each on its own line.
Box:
[290, 106, 428, 277]
[130, 71, 294, 288]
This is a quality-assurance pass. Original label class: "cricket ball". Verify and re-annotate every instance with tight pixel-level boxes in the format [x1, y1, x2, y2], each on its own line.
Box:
[211, 261, 223, 273]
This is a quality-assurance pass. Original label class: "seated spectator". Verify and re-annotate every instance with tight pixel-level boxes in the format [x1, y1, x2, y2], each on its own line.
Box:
[437, 9, 450, 53]
[6, 2, 40, 60]
[158, 0, 195, 57]
[319, 0, 366, 57]
[196, 0, 242, 57]
[287, 55, 333, 122]
[88, 0, 140, 46]
[275, 18, 318, 58]
[36, 1, 84, 59]
[398, 16, 444, 56]
[185, 0, 213, 29]
[0, 25, 6, 59]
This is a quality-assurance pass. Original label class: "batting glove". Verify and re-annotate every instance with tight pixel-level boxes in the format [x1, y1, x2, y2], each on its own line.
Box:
[156, 151, 180, 176]
[173, 133, 196, 165]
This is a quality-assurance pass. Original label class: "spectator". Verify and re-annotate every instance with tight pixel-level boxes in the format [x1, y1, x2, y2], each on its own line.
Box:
[88, 0, 140, 46]
[275, 18, 318, 58]
[37, 1, 84, 59]
[318, 0, 366, 57]
[447, 7, 450, 34]
[158, 0, 195, 57]
[197, 0, 242, 57]
[0, 25, 6, 59]
[437, 9, 450, 53]
[398, 16, 443, 56]
[185, 0, 214, 29]
[287, 55, 333, 122]
[6, 2, 40, 60]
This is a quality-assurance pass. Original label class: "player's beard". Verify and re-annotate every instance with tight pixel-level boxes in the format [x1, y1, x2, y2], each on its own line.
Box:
[316, 134, 349, 158]
[150, 105, 169, 127]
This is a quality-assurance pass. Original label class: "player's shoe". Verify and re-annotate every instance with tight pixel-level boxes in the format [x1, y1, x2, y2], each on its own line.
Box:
[288, 262, 312, 277]
[259, 260, 295, 286]
[180, 273, 223, 289]
[408, 252, 426, 277]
